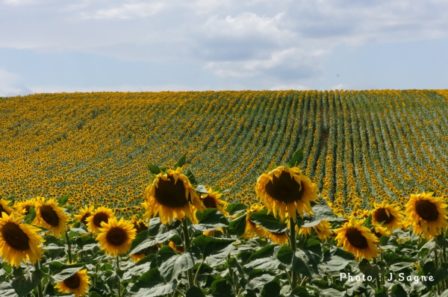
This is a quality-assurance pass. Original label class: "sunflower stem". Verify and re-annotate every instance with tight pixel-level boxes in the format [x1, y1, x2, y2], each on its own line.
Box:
[64, 230, 73, 263]
[35, 262, 43, 297]
[116, 256, 122, 297]
[289, 217, 298, 290]
[182, 219, 194, 288]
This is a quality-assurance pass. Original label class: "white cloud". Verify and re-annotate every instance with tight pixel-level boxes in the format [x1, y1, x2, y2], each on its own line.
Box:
[0, 69, 30, 96]
[81, 1, 165, 20]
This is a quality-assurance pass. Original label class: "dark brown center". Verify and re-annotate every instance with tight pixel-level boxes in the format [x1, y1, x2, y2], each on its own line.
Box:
[40, 205, 60, 227]
[80, 212, 91, 224]
[202, 195, 218, 208]
[415, 200, 439, 222]
[265, 171, 304, 203]
[63, 273, 81, 289]
[106, 227, 128, 246]
[93, 212, 109, 228]
[1, 222, 30, 251]
[373, 208, 394, 224]
[346, 228, 368, 249]
[154, 175, 189, 208]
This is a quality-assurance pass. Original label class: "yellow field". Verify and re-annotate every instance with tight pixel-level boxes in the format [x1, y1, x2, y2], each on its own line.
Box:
[1, 90, 447, 216]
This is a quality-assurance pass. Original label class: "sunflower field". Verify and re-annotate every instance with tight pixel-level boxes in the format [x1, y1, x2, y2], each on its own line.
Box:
[1, 90, 447, 216]
[0, 90, 447, 296]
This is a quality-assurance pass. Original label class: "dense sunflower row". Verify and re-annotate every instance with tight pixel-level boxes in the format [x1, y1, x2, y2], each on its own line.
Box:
[1, 90, 447, 216]
[0, 165, 447, 296]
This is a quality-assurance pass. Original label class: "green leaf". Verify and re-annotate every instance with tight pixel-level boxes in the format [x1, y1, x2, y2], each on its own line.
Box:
[148, 164, 161, 174]
[390, 284, 408, 297]
[389, 262, 414, 272]
[0, 283, 17, 297]
[210, 278, 232, 297]
[159, 253, 194, 281]
[132, 284, 175, 297]
[52, 267, 83, 282]
[192, 235, 234, 257]
[318, 255, 349, 273]
[261, 280, 280, 297]
[131, 268, 164, 291]
[130, 230, 177, 255]
[358, 259, 379, 279]
[288, 149, 304, 167]
[291, 286, 311, 297]
[249, 244, 275, 262]
[175, 154, 187, 168]
[292, 255, 311, 277]
[226, 203, 247, 215]
[186, 286, 206, 297]
[277, 245, 293, 265]
[196, 208, 228, 226]
[12, 268, 43, 297]
[186, 169, 197, 185]
[249, 210, 287, 233]
[58, 195, 69, 206]
[228, 214, 246, 236]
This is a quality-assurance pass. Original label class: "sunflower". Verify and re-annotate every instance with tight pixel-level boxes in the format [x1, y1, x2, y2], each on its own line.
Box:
[335, 219, 379, 260]
[299, 220, 332, 241]
[200, 189, 228, 216]
[371, 201, 403, 231]
[0, 199, 13, 216]
[96, 218, 136, 256]
[405, 193, 447, 239]
[75, 205, 94, 225]
[255, 166, 317, 221]
[131, 217, 148, 233]
[143, 168, 204, 224]
[55, 269, 90, 297]
[14, 199, 36, 216]
[0, 213, 43, 267]
[86, 207, 114, 234]
[130, 244, 159, 262]
[168, 240, 184, 253]
[372, 225, 391, 238]
[243, 204, 265, 239]
[34, 198, 68, 237]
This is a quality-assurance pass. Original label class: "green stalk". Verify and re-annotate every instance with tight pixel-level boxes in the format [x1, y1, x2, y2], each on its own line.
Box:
[116, 256, 122, 297]
[35, 262, 43, 297]
[64, 230, 73, 263]
[289, 218, 297, 290]
[182, 219, 194, 288]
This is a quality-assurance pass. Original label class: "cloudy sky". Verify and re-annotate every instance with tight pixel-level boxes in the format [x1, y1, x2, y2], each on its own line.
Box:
[1, 0, 448, 96]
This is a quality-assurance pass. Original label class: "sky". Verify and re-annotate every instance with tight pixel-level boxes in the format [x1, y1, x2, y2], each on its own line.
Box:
[1, 0, 448, 96]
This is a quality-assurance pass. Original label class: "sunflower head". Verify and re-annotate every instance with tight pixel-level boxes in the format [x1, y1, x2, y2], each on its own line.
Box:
[34, 197, 68, 237]
[405, 192, 447, 239]
[96, 218, 136, 256]
[55, 269, 90, 297]
[131, 217, 148, 233]
[143, 168, 204, 224]
[255, 166, 317, 221]
[75, 205, 94, 225]
[371, 201, 403, 231]
[14, 199, 36, 216]
[200, 188, 228, 216]
[0, 213, 43, 267]
[0, 199, 13, 216]
[87, 207, 114, 234]
[335, 219, 379, 260]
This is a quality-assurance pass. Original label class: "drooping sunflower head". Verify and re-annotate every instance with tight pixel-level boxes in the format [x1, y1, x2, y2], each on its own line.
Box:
[243, 204, 266, 239]
[87, 207, 114, 234]
[96, 217, 136, 256]
[371, 201, 403, 231]
[335, 219, 379, 260]
[131, 216, 148, 234]
[34, 198, 68, 237]
[200, 188, 228, 216]
[144, 168, 204, 224]
[74, 205, 95, 225]
[255, 166, 318, 221]
[0, 213, 43, 267]
[0, 199, 13, 216]
[405, 192, 447, 239]
[55, 269, 90, 297]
